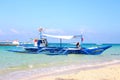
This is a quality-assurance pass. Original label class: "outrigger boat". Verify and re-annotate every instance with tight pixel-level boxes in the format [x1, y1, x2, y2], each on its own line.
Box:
[8, 28, 112, 55]
[33, 34, 111, 55]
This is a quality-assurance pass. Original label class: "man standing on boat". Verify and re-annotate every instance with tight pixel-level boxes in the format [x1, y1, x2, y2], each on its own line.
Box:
[76, 42, 80, 48]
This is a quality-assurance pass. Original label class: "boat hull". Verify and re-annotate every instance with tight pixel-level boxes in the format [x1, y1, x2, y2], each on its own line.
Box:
[8, 45, 112, 55]
[24, 47, 39, 52]
[39, 45, 112, 55]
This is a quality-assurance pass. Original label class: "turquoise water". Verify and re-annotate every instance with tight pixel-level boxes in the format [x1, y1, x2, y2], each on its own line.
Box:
[0, 43, 120, 75]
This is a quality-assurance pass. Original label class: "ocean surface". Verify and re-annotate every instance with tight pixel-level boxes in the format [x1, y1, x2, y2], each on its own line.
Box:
[0, 43, 120, 79]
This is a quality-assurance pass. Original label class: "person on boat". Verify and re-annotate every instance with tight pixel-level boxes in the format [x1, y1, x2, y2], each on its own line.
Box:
[37, 40, 42, 48]
[76, 42, 82, 49]
[33, 39, 38, 47]
[76, 42, 80, 48]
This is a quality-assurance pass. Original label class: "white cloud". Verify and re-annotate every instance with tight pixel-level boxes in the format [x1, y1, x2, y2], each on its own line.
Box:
[73, 25, 97, 34]
[0, 29, 4, 35]
[44, 28, 65, 34]
[79, 28, 97, 34]
[10, 28, 19, 34]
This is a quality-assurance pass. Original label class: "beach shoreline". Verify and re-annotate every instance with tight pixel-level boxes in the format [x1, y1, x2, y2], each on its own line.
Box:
[0, 60, 120, 80]
[24, 63, 120, 80]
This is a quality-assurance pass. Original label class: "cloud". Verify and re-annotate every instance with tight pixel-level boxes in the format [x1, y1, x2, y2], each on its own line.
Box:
[44, 28, 65, 34]
[0, 29, 4, 35]
[73, 25, 97, 35]
[79, 28, 97, 34]
[10, 28, 19, 34]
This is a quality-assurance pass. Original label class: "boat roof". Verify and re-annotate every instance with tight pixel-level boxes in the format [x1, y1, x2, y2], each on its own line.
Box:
[43, 34, 82, 40]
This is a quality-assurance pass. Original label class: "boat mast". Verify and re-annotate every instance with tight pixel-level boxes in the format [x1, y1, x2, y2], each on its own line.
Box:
[60, 38, 62, 47]
[80, 34, 83, 46]
[38, 28, 43, 39]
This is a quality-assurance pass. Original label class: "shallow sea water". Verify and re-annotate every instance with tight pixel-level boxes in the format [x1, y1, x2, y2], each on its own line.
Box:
[0, 43, 120, 80]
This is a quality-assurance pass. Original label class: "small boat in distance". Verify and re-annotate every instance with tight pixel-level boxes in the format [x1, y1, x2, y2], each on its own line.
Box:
[0, 40, 19, 46]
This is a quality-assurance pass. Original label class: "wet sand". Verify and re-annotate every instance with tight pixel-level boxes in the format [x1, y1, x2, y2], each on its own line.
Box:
[21, 63, 120, 80]
[1, 60, 120, 80]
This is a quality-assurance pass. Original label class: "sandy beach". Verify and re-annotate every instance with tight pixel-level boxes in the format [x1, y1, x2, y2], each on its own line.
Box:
[20, 63, 120, 80]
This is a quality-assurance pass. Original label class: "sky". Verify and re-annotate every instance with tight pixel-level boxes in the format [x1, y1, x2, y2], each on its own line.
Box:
[0, 0, 120, 43]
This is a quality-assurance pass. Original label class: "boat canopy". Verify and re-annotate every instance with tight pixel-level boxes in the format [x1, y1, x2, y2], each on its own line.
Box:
[42, 34, 82, 40]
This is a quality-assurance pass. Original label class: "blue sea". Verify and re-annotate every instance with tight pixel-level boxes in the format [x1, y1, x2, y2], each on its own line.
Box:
[0, 43, 120, 79]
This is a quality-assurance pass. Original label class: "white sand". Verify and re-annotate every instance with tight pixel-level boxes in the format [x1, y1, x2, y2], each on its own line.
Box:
[21, 64, 120, 80]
